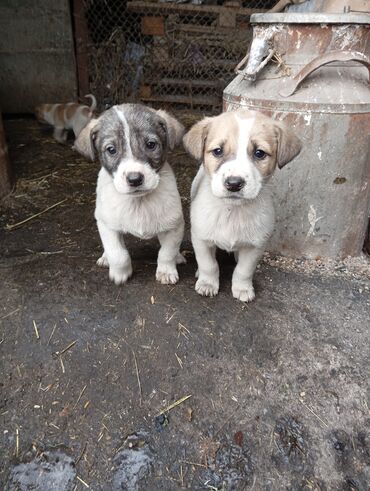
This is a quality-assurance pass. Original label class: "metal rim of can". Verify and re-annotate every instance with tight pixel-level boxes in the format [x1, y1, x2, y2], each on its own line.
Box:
[250, 13, 370, 24]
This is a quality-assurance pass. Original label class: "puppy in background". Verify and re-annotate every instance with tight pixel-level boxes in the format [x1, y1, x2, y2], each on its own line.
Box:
[183, 109, 301, 302]
[35, 94, 97, 143]
[74, 103, 186, 285]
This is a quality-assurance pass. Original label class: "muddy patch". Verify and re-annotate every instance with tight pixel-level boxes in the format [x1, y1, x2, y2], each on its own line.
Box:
[200, 432, 254, 490]
[329, 429, 370, 490]
[6, 450, 76, 491]
[112, 432, 154, 490]
[272, 415, 309, 473]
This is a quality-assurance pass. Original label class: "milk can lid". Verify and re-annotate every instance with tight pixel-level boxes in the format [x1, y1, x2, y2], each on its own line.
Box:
[251, 13, 370, 25]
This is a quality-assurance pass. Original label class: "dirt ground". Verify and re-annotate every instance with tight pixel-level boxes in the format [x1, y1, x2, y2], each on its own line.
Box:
[1, 117, 369, 491]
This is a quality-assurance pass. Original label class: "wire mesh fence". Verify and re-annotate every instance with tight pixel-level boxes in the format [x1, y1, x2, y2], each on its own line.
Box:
[80, 0, 276, 112]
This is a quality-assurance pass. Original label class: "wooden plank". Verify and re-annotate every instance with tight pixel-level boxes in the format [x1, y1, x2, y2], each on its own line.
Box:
[141, 16, 165, 36]
[72, 0, 90, 98]
[150, 59, 237, 70]
[0, 114, 13, 198]
[219, 11, 236, 28]
[224, 1, 242, 6]
[147, 77, 224, 89]
[139, 85, 152, 98]
[139, 93, 221, 107]
[177, 23, 246, 35]
[127, 1, 264, 16]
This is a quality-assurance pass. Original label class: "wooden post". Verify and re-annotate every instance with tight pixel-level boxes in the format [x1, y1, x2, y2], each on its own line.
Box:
[72, 0, 90, 99]
[0, 113, 13, 198]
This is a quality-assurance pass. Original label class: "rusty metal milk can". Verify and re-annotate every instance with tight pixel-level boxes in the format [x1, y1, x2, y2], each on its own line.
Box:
[223, 13, 370, 259]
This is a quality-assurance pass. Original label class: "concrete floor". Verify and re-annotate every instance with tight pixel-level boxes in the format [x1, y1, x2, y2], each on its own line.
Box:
[1, 118, 369, 491]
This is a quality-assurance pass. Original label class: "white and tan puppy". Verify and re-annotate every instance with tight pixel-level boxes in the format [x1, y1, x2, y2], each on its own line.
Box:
[183, 109, 302, 302]
[35, 94, 97, 143]
[74, 103, 185, 285]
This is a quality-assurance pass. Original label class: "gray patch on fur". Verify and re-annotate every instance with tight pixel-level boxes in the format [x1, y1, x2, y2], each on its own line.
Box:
[94, 104, 169, 176]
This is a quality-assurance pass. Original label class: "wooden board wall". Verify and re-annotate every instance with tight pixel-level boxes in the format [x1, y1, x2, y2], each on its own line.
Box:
[0, 0, 77, 113]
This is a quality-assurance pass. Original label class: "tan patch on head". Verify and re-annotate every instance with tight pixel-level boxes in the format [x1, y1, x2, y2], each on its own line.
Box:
[248, 113, 280, 178]
[274, 119, 302, 168]
[246, 112, 301, 175]
[184, 111, 255, 171]
[184, 109, 301, 176]
[235, 108, 258, 121]
[183, 117, 211, 161]
[203, 112, 240, 174]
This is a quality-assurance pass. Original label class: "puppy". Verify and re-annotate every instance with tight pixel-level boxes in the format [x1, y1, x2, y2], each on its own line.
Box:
[35, 94, 97, 143]
[74, 103, 185, 285]
[183, 109, 302, 302]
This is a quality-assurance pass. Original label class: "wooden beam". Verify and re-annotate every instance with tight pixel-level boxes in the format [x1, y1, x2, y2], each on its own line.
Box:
[219, 10, 236, 27]
[176, 23, 247, 35]
[141, 16, 165, 36]
[146, 77, 225, 89]
[139, 93, 221, 107]
[127, 1, 264, 17]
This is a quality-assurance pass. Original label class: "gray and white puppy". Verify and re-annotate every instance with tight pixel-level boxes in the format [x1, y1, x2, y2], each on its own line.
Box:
[74, 103, 185, 285]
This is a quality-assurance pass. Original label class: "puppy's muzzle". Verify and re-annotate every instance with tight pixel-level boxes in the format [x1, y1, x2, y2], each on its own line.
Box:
[126, 172, 144, 187]
[224, 176, 245, 192]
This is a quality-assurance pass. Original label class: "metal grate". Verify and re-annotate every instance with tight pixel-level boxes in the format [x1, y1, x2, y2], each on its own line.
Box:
[80, 0, 275, 112]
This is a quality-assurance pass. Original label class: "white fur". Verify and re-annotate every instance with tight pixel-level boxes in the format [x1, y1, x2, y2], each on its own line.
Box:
[210, 116, 263, 200]
[95, 163, 184, 285]
[111, 159, 160, 196]
[113, 107, 133, 158]
[191, 116, 276, 302]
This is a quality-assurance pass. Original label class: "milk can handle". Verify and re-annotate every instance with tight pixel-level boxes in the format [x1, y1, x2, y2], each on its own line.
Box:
[280, 50, 370, 98]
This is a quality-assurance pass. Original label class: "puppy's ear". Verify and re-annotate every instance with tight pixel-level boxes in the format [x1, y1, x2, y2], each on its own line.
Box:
[183, 118, 211, 161]
[73, 118, 99, 160]
[156, 110, 185, 150]
[275, 121, 302, 168]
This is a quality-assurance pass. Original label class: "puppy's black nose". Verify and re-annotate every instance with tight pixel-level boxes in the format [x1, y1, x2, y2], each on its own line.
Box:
[224, 176, 245, 192]
[126, 172, 144, 187]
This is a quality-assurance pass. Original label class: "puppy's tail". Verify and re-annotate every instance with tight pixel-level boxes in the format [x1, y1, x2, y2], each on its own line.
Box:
[84, 94, 97, 112]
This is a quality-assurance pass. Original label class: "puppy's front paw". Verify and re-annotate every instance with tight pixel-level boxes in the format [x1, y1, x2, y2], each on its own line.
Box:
[232, 282, 255, 302]
[195, 278, 219, 297]
[176, 253, 187, 265]
[156, 264, 179, 285]
[97, 253, 109, 268]
[109, 264, 133, 285]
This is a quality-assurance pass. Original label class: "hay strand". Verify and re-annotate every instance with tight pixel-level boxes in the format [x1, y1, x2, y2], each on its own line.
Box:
[156, 394, 192, 416]
[6, 199, 67, 231]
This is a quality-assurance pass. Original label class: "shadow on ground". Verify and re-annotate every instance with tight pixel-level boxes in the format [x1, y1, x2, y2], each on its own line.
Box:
[0, 118, 369, 490]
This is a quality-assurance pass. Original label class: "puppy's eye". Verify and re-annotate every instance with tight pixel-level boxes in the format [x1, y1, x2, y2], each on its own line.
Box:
[254, 149, 266, 160]
[106, 145, 116, 155]
[212, 147, 223, 157]
[146, 141, 157, 150]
